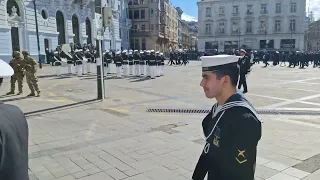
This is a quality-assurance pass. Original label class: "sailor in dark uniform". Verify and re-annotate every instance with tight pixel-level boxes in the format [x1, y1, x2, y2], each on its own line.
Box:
[133, 50, 140, 76]
[237, 49, 250, 93]
[114, 51, 123, 78]
[128, 49, 134, 75]
[155, 51, 161, 77]
[193, 54, 261, 180]
[53, 50, 62, 76]
[0, 59, 29, 180]
[60, 50, 74, 74]
[74, 49, 84, 76]
[160, 52, 165, 76]
[105, 51, 113, 74]
[122, 50, 129, 76]
[149, 50, 157, 79]
[140, 50, 146, 76]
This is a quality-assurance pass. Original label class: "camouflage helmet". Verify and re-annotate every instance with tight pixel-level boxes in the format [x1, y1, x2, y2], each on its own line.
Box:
[13, 51, 22, 58]
[22, 50, 29, 55]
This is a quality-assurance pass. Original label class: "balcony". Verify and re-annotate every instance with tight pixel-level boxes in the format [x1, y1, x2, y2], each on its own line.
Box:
[246, 11, 253, 16]
[233, 12, 239, 16]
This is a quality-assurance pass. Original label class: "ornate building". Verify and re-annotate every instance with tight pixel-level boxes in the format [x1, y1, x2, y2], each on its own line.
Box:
[0, 0, 95, 62]
[119, 0, 131, 50]
[197, 0, 306, 52]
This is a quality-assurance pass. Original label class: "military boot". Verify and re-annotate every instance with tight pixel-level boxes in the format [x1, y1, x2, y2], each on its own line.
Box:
[27, 92, 35, 97]
[6, 91, 14, 95]
[17, 91, 23, 95]
[36, 90, 41, 97]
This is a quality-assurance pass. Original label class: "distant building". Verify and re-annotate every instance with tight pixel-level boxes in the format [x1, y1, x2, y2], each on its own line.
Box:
[176, 7, 183, 49]
[128, 0, 177, 51]
[305, 20, 320, 51]
[197, 0, 306, 52]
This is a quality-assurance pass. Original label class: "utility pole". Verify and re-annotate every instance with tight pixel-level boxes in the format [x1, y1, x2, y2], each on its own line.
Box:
[96, 4, 105, 100]
[33, 0, 42, 69]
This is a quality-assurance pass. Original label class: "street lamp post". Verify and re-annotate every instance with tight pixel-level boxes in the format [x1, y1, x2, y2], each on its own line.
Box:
[96, 5, 105, 100]
[33, 0, 42, 69]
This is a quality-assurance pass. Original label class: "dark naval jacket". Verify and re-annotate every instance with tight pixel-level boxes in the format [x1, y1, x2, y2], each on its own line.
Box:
[192, 93, 261, 180]
[0, 101, 29, 180]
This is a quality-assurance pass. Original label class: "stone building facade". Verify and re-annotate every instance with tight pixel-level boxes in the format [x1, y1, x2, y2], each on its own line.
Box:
[197, 0, 306, 52]
[0, 0, 125, 62]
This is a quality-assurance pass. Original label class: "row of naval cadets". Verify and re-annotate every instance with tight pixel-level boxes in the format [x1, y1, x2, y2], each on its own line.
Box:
[53, 49, 93, 76]
[107, 49, 165, 78]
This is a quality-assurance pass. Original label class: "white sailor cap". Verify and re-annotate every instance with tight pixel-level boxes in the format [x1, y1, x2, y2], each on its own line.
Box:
[146, 50, 151, 53]
[150, 50, 155, 53]
[128, 51, 133, 55]
[129, 49, 133, 52]
[156, 51, 159, 54]
[240, 49, 246, 53]
[123, 50, 127, 53]
[116, 51, 121, 55]
[160, 52, 164, 55]
[201, 55, 240, 73]
[134, 50, 138, 52]
[140, 51, 144, 54]
[0, 59, 14, 77]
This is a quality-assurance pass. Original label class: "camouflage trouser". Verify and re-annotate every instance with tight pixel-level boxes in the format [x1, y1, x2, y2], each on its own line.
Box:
[26, 72, 39, 93]
[10, 73, 24, 93]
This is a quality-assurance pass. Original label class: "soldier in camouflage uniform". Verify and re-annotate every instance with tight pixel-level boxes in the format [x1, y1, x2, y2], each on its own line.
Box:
[6, 51, 25, 95]
[22, 50, 40, 97]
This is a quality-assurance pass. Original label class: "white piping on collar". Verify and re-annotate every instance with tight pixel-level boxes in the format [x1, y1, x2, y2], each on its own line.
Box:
[204, 100, 260, 154]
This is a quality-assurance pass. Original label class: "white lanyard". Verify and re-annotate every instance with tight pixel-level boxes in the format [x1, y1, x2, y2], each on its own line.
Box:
[203, 101, 260, 154]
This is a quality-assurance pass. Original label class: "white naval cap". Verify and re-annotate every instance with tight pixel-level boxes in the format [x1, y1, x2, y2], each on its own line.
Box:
[129, 49, 133, 52]
[240, 49, 246, 53]
[134, 50, 138, 52]
[156, 51, 159, 54]
[146, 50, 151, 53]
[128, 51, 133, 55]
[116, 51, 121, 55]
[160, 52, 163, 56]
[201, 55, 240, 72]
[0, 59, 14, 77]
[150, 50, 154, 53]
[140, 51, 144, 54]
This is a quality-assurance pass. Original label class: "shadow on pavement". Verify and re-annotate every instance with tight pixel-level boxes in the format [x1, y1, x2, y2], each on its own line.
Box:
[1, 96, 31, 102]
[130, 77, 152, 82]
[24, 98, 99, 117]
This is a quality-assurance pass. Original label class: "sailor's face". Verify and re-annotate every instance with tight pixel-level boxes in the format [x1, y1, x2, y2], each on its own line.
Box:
[200, 72, 223, 99]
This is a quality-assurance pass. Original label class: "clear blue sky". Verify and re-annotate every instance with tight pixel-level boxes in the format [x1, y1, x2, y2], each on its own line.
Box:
[170, 0, 198, 21]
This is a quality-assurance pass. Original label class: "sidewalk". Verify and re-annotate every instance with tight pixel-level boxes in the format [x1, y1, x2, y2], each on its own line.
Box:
[1, 62, 320, 179]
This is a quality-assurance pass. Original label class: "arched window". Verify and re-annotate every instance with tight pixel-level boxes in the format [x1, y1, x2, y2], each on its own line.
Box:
[86, 18, 92, 44]
[72, 14, 80, 44]
[56, 11, 66, 45]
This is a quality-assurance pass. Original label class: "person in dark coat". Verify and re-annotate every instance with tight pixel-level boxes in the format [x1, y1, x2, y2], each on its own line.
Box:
[193, 55, 261, 180]
[0, 59, 29, 180]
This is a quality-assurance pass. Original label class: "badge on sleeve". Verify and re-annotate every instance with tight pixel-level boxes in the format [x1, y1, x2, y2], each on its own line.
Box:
[236, 150, 248, 164]
[212, 126, 221, 147]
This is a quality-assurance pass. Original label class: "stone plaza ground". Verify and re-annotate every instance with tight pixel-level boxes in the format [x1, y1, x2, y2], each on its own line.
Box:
[1, 61, 320, 180]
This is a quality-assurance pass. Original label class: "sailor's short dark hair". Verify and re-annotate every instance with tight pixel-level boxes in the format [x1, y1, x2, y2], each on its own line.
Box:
[214, 65, 239, 87]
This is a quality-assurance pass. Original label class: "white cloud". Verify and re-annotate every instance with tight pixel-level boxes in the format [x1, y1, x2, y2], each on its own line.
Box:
[309, 0, 320, 20]
[181, 13, 198, 22]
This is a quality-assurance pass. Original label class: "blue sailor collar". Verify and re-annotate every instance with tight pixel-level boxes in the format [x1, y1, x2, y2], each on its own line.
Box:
[211, 93, 259, 120]
[204, 93, 260, 154]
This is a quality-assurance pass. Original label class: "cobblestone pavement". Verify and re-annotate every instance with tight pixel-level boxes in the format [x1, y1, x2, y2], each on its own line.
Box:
[1, 62, 320, 180]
